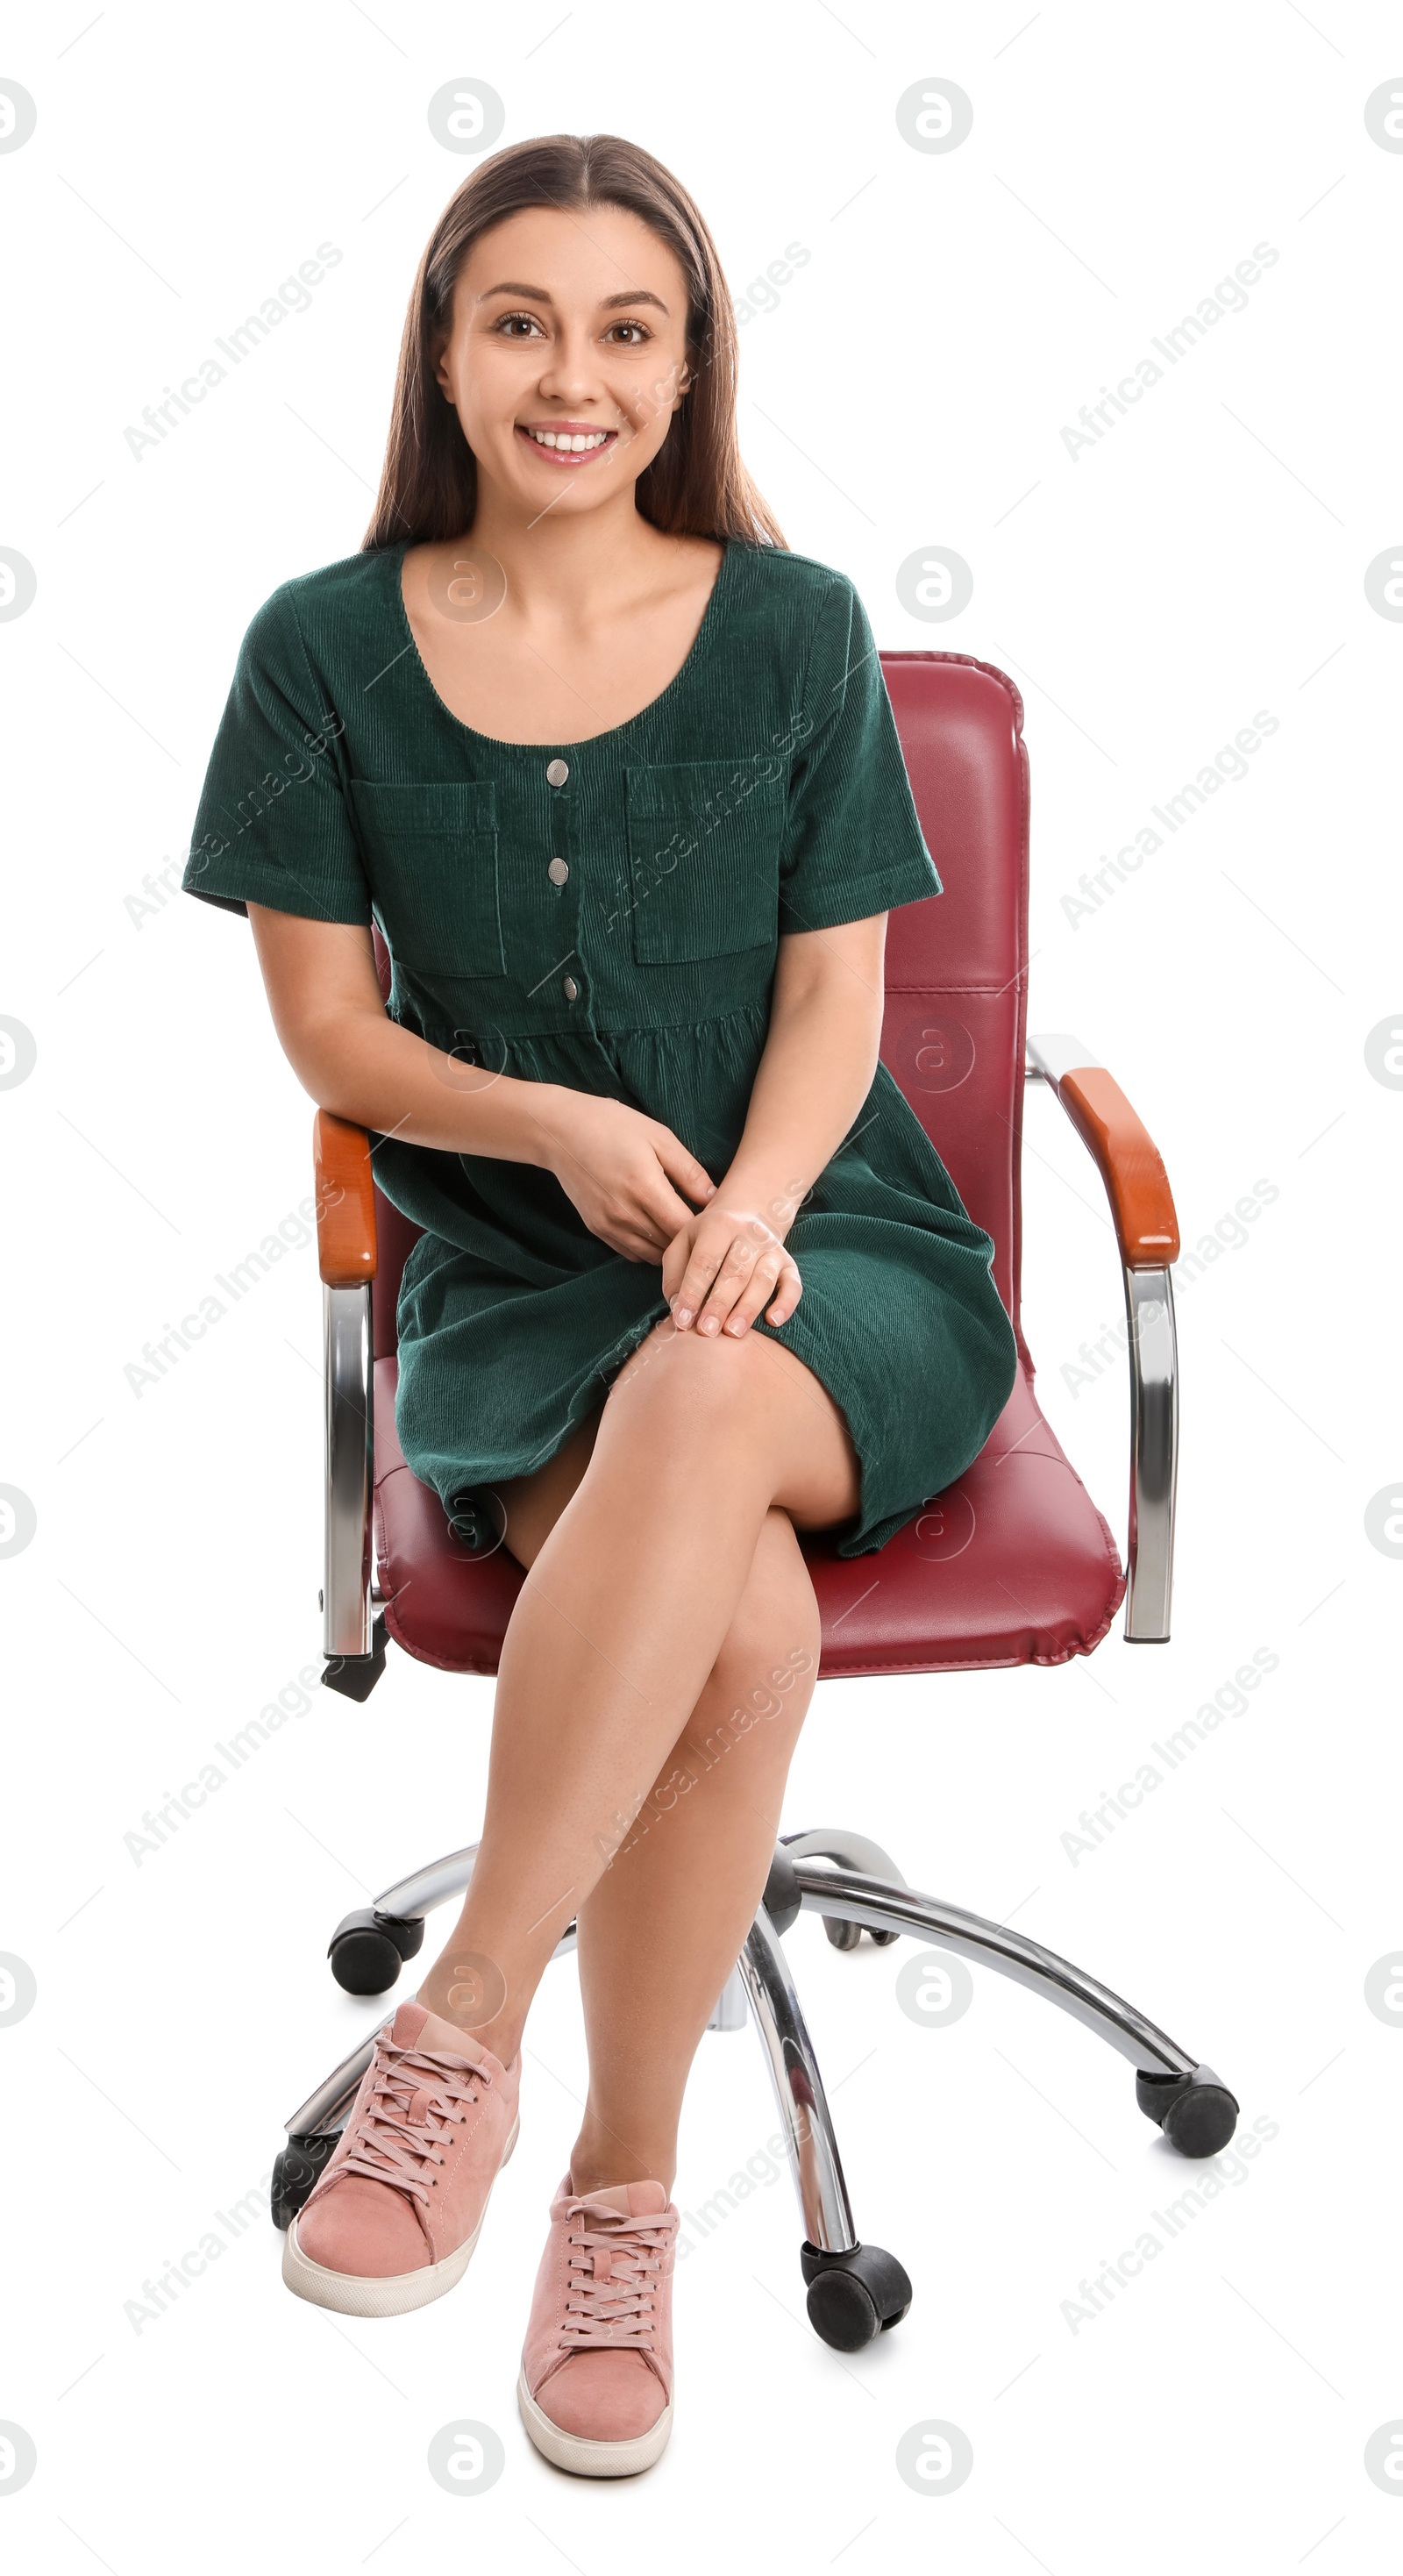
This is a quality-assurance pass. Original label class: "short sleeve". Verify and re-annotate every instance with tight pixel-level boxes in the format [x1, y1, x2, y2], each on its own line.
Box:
[777, 577, 941, 935]
[182, 586, 372, 924]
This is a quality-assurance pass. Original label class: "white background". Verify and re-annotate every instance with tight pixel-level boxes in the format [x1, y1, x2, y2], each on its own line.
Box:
[3, 2, 1400, 2566]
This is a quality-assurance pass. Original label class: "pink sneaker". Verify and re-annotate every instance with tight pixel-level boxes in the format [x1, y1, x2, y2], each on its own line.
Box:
[282, 2002, 519, 2317]
[517, 2174, 680, 2477]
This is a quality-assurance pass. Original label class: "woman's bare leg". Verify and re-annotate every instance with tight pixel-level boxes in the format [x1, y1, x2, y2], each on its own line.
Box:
[414, 1319, 857, 2072]
[566, 1503, 821, 2194]
[460, 1424, 823, 2193]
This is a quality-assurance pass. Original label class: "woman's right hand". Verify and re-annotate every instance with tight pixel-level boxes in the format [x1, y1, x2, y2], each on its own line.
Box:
[537, 1088, 716, 1262]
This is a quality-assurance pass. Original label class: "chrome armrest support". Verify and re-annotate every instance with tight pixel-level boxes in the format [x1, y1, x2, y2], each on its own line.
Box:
[1120, 1266, 1177, 1641]
[323, 1281, 374, 1658]
[1025, 1037, 1179, 1642]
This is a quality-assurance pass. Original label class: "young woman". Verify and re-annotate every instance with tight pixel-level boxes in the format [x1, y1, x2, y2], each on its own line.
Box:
[186, 132, 1017, 2478]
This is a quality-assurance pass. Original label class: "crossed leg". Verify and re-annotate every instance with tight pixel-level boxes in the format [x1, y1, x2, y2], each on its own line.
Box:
[414, 1315, 860, 2193]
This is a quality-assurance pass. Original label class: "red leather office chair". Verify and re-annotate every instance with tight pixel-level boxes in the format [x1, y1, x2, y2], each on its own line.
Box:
[274, 652, 1237, 2354]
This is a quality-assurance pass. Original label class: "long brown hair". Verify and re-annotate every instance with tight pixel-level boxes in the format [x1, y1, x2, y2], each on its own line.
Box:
[362, 132, 785, 553]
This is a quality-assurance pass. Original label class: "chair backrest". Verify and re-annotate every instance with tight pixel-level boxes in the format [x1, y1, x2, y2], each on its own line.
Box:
[372, 650, 1029, 1354]
[878, 653, 1029, 1329]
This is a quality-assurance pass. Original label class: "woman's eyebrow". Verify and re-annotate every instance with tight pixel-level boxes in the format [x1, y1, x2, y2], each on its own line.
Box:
[475, 282, 670, 315]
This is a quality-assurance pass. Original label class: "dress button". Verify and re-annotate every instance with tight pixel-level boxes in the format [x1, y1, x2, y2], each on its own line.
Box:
[546, 758, 569, 788]
[562, 975, 580, 1002]
[547, 857, 569, 885]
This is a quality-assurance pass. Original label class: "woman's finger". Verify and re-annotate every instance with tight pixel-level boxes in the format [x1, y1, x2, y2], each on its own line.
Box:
[687, 1230, 761, 1335]
[764, 1254, 804, 1325]
[718, 1244, 787, 1337]
[640, 1164, 707, 1248]
[630, 1236, 670, 1264]
[671, 1226, 746, 1330]
[660, 1223, 694, 1303]
[598, 1210, 666, 1262]
[653, 1130, 717, 1210]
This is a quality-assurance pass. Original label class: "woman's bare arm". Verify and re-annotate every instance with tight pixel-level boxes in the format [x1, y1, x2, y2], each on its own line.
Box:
[723, 913, 887, 1228]
[247, 906, 560, 1162]
[662, 913, 887, 1333]
[245, 903, 715, 1256]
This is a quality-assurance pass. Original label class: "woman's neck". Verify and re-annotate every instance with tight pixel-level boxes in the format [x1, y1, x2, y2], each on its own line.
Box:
[461, 480, 675, 624]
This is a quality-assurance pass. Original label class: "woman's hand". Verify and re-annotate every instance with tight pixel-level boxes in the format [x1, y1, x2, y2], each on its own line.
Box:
[539, 1089, 717, 1261]
[662, 1202, 803, 1338]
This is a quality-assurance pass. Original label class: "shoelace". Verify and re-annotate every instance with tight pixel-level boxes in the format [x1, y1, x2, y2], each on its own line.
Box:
[338, 2037, 489, 2208]
[559, 2204, 671, 2351]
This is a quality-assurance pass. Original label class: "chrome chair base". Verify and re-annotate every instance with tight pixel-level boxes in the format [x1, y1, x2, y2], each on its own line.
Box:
[275, 1827, 1238, 2349]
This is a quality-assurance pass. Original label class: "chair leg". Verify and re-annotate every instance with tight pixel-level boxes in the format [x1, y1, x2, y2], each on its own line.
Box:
[271, 2023, 386, 2230]
[737, 1903, 914, 2351]
[738, 1903, 858, 2255]
[372, 1842, 481, 1919]
[781, 1840, 1239, 2159]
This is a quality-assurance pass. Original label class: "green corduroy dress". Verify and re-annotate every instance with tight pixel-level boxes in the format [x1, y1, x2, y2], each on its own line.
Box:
[184, 538, 1018, 1557]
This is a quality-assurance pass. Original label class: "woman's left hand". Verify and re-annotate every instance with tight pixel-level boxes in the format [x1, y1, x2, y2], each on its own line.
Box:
[661, 1202, 803, 1338]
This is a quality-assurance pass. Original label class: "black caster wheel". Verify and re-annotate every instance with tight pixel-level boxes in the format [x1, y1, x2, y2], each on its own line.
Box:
[328, 1907, 425, 1995]
[801, 2241, 913, 2350]
[270, 2130, 338, 2229]
[869, 1927, 900, 1946]
[1136, 2063, 1239, 2159]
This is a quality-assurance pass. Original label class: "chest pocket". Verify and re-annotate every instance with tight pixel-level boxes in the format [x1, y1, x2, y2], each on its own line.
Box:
[350, 781, 504, 980]
[624, 758, 784, 964]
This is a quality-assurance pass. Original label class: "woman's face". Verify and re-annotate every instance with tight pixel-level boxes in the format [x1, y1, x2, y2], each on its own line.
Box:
[435, 202, 694, 522]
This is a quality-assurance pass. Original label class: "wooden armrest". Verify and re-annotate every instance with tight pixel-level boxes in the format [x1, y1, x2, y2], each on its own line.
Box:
[314, 1110, 378, 1285]
[1026, 1036, 1179, 1268]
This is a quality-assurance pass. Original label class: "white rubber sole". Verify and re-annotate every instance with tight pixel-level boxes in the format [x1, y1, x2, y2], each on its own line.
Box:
[516, 2365, 673, 2478]
[281, 2110, 519, 2318]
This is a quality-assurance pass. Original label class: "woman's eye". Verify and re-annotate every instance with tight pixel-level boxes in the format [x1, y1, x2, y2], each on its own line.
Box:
[495, 312, 543, 339]
[605, 321, 650, 346]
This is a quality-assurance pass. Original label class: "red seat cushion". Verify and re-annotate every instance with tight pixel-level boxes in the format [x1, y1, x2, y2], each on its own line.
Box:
[374, 1356, 1124, 1680]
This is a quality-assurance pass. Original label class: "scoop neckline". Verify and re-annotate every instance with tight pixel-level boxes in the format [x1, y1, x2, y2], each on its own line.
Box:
[382, 533, 736, 756]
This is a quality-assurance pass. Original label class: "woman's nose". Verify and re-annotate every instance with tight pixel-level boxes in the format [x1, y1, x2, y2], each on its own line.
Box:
[536, 331, 605, 408]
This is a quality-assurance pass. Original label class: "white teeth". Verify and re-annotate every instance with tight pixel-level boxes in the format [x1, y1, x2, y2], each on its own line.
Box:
[527, 428, 609, 452]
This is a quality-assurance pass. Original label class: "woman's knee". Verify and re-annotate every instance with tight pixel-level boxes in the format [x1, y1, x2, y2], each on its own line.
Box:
[604, 1316, 789, 1449]
[612, 1321, 859, 1531]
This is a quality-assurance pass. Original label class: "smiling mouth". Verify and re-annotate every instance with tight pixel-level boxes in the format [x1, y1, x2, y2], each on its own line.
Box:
[516, 424, 619, 465]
